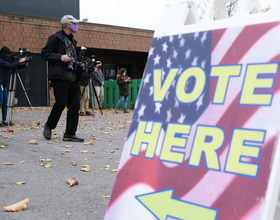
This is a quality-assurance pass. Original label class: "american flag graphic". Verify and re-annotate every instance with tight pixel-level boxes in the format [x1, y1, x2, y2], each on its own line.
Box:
[105, 21, 280, 220]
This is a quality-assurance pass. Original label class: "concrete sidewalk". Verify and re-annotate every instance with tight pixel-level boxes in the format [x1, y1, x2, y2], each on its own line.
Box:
[0, 107, 132, 220]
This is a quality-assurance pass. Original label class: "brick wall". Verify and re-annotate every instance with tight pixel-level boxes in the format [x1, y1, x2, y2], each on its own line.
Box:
[0, 15, 154, 54]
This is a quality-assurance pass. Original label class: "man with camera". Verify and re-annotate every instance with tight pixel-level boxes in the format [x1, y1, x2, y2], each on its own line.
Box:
[41, 15, 84, 142]
[0, 46, 28, 126]
[92, 61, 104, 110]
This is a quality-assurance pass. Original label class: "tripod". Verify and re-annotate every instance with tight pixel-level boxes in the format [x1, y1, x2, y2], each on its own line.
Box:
[81, 78, 103, 116]
[6, 69, 40, 126]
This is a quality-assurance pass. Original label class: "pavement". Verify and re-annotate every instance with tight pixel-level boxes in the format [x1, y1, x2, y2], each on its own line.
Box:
[0, 107, 132, 220]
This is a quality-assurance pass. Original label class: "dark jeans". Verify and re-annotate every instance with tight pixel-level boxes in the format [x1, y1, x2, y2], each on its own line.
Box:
[47, 79, 80, 135]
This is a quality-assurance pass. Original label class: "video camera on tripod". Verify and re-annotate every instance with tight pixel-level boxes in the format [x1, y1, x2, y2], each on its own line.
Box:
[4, 48, 32, 63]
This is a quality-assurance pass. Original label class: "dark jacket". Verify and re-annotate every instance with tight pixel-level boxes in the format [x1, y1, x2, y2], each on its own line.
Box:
[41, 30, 81, 81]
[0, 58, 24, 87]
[92, 69, 104, 86]
[80, 70, 93, 87]
[116, 76, 130, 96]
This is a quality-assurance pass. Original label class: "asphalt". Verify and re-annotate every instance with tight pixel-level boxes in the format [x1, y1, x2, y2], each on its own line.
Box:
[0, 107, 132, 220]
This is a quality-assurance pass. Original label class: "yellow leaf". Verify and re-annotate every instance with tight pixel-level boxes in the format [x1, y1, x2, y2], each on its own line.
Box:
[0, 145, 5, 148]
[19, 160, 25, 164]
[71, 161, 77, 166]
[3, 198, 29, 212]
[63, 145, 73, 148]
[16, 182, 25, 185]
[45, 159, 52, 162]
[80, 167, 90, 172]
[102, 196, 110, 198]
[5, 163, 13, 165]
[44, 164, 51, 168]
[111, 169, 118, 172]
[80, 150, 89, 153]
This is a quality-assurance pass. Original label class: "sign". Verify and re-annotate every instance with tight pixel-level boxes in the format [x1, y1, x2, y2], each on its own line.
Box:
[105, 1, 280, 220]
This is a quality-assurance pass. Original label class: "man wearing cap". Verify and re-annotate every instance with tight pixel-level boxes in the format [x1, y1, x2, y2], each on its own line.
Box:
[92, 61, 104, 109]
[41, 15, 84, 142]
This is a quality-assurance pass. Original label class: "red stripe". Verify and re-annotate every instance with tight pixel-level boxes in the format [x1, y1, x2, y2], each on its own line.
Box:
[212, 28, 227, 52]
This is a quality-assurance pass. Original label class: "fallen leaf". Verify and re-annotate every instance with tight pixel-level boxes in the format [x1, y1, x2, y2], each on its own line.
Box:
[80, 167, 90, 172]
[28, 139, 38, 145]
[66, 178, 78, 187]
[5, 163, 13, 165]
[4, 128, 14, 132]
[103, 165, 110, 168]
[19, 160, 25, 164]
[108, 157, 112, 159]
[83, 158, 90, 161]
[67, 213, 71, 215]
[61, 150, 70, 153]
[0, 145, 5, 148]
[84, 138, 95, 145]
[44, 164, 51, 168]
[45, 159, 52, 162]
[111, 169, 118, 172]
[102, 196, 110, 198]
[71, 161, 77, 166]
[110, 150, 114, 153]
[48, 141, 53, 144]
[63, 145, 73, 148]
[80, 150, 89, 153]
[16, 182, 25, 185]
[3, 198, 29, 212]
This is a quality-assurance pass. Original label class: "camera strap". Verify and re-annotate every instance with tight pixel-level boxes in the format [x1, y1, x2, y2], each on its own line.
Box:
[61, 34, 77, 60]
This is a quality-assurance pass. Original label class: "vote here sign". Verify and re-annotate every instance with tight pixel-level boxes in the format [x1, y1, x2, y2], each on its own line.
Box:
[105, 20, 280, 220]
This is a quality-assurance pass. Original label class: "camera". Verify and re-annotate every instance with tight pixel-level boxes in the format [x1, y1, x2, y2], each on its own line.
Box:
[66, 46, 87, 72]
[4, 48, 32, 63]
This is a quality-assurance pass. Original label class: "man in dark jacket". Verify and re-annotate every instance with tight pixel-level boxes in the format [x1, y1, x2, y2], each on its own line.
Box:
[41, 15, 84, 142]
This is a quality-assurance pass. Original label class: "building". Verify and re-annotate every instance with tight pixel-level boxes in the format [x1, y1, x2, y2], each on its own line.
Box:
[0, 0, 153, 106]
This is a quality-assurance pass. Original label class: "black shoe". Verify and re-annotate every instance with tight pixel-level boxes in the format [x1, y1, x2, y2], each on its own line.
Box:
[2, 122, 8, 126]
[63, 133, 84, 142]
[43, 123, 52, 140]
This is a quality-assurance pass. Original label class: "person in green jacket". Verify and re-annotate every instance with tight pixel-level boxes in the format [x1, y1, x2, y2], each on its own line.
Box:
[114, 68, 130, 113]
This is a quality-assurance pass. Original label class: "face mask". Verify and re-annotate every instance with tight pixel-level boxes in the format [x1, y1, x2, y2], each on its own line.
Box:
[70, 24, 78, 33]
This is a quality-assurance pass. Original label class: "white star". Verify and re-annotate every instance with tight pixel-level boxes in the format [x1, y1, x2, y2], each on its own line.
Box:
[166, 58, 172, 69]
[178, 113, 186, 123]
[169, 35, 174, 43]
[196, 93, 204, 111]
[134, 98, 139, 109]
[180, 37, 185, 47]
[162, 69, 166, 80]
[162, 42, 168, 52]
[174, 98, 179, 108]
[154, 102, 162, 114]
[149, 86, 154, 96]
[191, 56, 199, 66]
[165, 91, 170, 100]
[185, 48, 191, 60]
[172, 79, 176, 88]
[153, 54, 161, 65]
[137, 104, 146, 119]
[194, 32, 199, 40]
[166, 108, 172, 122]
[148, 47, 155, 58]
[201, 32, 207, 45]
[143, 73, 151, 86]
[173, 50, 178, 59]
[201, 59, 206, 69]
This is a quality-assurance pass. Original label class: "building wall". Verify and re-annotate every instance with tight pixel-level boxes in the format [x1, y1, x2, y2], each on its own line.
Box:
[0, 14, 154, 107]
[0, 14, 153, 54]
